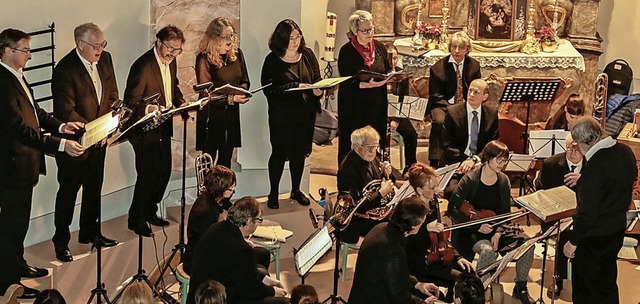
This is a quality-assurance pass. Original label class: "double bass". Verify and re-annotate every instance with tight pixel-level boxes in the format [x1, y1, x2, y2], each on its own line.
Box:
[425, 194, 455, 265]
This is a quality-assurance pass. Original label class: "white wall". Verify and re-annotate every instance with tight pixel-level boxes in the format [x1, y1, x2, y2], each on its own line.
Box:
[597, 0, 640, 93]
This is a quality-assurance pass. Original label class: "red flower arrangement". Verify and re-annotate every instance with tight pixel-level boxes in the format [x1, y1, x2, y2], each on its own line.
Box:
[417, 23, 442, 40]
[537, 26, 556, 43]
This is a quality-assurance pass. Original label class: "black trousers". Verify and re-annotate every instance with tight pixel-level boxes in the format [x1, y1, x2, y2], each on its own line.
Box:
[0, 185, 33, 292]
[129, 132, 172, 226]
[52, 146, 107, 247]
[429, 107, 447, 166]
[572, 230, 625, 304]
[202, 145, 234, 169]
[394, 118, 418, 167]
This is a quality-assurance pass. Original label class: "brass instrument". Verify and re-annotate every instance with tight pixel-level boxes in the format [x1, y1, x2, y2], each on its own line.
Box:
[195, 153, 214, 194]
[332, 179, 396, 229]
[593, 73, 608, 130]
[354, 179, 396, 221]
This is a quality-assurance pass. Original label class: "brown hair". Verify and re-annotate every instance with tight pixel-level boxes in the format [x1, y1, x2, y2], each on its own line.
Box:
[202, 165, 236, 199]
[195, 280, 227, 304]
[407, 162, 438, 192]
[480, 140, 509, 163]
[290, 284, 319, 304]
[0, 28, 29, 57]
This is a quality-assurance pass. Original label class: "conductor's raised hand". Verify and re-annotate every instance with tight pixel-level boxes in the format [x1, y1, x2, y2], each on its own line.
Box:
[62, 122, 84, 134]
[64, 140, 85, 157]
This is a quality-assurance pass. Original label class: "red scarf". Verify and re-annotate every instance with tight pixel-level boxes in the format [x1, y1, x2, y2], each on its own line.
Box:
[351, 35, 375, 68]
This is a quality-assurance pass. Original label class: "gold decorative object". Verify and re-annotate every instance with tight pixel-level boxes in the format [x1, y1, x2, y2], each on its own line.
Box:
[439, 0, 450, 52]
[541, 40, 558, 52]
[520, 0, 540, 54]
[472, 40, 523, 53]
[423, 38, 439, 50]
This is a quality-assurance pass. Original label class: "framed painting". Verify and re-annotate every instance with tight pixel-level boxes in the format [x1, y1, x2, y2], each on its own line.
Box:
[428, 0, 444, 18]
[468, 0, 528, 41]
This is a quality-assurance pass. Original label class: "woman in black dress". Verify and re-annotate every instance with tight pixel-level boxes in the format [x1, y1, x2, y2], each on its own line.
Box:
[261, 19, 323, 209]
[195, 17, 250, 168]
[337, 10, 391, 163]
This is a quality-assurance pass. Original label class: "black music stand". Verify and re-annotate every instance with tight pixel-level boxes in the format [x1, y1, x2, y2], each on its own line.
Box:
[294, 225, 333, 285]
[110, 96, 172, 304]
[322, 229, 348, 304]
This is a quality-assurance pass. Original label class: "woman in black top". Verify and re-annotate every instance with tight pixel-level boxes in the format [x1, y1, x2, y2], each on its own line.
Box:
[195, 17, 250, 168]
[337, 10, 391, 163]
[261, 19, 323, 209]
[545, 93, 585, 131]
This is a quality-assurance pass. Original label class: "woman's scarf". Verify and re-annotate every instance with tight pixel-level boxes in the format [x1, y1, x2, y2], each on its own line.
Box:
[351, 35, 375, 68]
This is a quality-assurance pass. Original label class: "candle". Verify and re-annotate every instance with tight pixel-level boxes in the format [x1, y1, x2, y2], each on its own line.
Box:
[324, 12, 337, 61]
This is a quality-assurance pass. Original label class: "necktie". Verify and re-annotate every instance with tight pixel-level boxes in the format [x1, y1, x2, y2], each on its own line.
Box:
[455, 63, 463, 103]
[470, 110, 479, 154]
[90, 63, 101, 105]
[570, 165, 576, 172]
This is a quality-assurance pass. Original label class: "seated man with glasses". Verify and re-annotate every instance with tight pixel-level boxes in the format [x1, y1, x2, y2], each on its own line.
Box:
[186, 196, 288, 304]
[337, 125, 395, 244]
[447, 140, 535, 304]
[534, 133, 583, 299]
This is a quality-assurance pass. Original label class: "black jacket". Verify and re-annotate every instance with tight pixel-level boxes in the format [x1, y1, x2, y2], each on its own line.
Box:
[442, 102, 499, 165]
[427, 54, 482, 113]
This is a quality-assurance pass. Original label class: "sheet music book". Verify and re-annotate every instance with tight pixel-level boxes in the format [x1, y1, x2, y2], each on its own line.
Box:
[436, 162, 460, 191]
[514, 186, 576, 222]
[504, 154, 536, 172]
[212, 83, 271, 97]
[387, 95, 428, 121]
[354, 69, 412, 83]
[529, 129, 569, 158]
[286, 76, 351, 91]
[80, 111, 120, 148]
[294, 226, 333, 276]
[253, 225, 293, 243]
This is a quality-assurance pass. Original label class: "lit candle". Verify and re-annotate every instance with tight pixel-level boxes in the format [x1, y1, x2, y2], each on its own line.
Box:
[324, 12, 337, 61]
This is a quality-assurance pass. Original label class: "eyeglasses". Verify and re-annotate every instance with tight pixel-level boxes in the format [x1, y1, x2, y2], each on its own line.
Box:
[81, 39, 107, 51]
[160, 40, 183, 54]
[289, 34, 302, 41]
[220, 32, 237, 41]
[495, 157, 509, 164]
[11, 47, 31, 54]
[357, 27, 375, 34]
[252, 217, 264, 223]
[361, 143, 379, 151]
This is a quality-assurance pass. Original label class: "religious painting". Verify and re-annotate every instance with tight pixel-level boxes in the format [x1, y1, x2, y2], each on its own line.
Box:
[468, 0, 528, 41]
[371, 0, 395, 37]
[428, 0, 443, 18]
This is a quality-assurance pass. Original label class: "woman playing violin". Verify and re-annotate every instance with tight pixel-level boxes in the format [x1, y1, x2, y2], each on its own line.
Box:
[405, 163, 475, 302]
[447, 140, 535, 304]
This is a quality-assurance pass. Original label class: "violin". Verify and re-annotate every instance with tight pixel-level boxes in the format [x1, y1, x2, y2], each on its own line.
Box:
[426, 194, 455, 266]
[460, 201, 496, 221]
[456, 201, 525, 239]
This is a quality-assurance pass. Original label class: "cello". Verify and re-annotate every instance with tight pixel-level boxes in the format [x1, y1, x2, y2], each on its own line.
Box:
[425, 194, 455, 265]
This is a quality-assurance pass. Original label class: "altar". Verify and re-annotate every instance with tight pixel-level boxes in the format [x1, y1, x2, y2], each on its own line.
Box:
[396, 38, 587, 123]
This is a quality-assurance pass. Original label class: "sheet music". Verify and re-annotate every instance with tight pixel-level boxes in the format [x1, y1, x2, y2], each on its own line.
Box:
[388, 181, 416, 206]
[435, 162, 460, 191]
[294, 226, 333, 276]
[80, 112, 119, 148]
[387, 95, 428, 121]
[253, 225, 293, 243]
[504, 154, 535, 172]
[286, 76, 351, 91]
[515, 186, 576, 221]
[529, 129, 569, 158]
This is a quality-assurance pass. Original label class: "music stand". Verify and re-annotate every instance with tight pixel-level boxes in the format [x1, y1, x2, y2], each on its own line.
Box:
[294, 226, 333, 285]
[110, 96, 173, 304]
[321, 228, 348, 304]
[529, 130, 569, 158]
[435, 162, 460, 192]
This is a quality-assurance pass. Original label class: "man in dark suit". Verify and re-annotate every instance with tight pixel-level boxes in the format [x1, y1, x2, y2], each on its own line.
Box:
[534, 134, 582, 299]
[51, 23, 119, 262]
[427, 31, 481, 168]
[0, 28, 84, 299]
[124, 25, 186, 237]
[441, 79, 499, 197]
[186, 197, 288, 304]
[563, 117, 636, 304]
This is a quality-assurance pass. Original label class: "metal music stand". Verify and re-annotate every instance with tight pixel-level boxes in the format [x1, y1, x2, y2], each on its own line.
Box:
[110, 95, 173, 304]
[529, 130, 569, 158]
[294, 225, 333, 285]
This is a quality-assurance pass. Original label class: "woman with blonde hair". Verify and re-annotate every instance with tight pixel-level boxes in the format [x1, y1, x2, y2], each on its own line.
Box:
[119, 281, 154, 304]
[195, 17, 250, 168]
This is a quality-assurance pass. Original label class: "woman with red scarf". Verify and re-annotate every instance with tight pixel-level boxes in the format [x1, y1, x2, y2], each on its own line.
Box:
[337, 10, 392, 164]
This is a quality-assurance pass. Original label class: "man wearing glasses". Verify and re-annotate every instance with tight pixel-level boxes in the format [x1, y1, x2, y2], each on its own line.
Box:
[337, 125, 394, 244]
[186, 197, 288, 304]
[124, 25, 187, 237]
[51, 23, 119, 263]
[0, 28, 85, 299]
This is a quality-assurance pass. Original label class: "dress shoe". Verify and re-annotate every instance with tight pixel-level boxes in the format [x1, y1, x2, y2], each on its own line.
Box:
[22, 265, 48, 278]
[54, 246, 73, 263]
[128, 222, 153, 237]
[147, 216, 170, 227]
[290, 191, 310, 206]
[546, 279, 563, 299]
[513, 281, 533, 304]
[79, 235, 119, 247]
[17, 284, 40, 299]
[267, 194, 279, 209]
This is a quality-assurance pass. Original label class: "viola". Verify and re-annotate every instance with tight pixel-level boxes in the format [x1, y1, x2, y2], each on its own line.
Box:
[426, 194, 455, 266]
[457, 201, 525, 241]
[460, 201, 496, 221]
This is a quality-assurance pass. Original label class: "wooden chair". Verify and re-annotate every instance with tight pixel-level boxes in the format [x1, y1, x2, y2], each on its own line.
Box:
[0, 284, 22, 304]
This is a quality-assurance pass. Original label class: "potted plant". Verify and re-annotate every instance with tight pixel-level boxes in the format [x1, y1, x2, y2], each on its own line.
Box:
[537, 26, 558, 52]
[417, 23, 442, 50]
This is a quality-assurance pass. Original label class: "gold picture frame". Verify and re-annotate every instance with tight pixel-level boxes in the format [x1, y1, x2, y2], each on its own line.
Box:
[428, 0, 444, 18]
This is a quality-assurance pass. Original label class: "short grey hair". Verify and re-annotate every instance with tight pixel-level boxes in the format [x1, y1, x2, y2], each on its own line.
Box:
[348, 10, 373, 33]
[228, 196, 260, 227]
[571, 116, 603, 146]
[74, 23, 102, 44]
[350, 125, 380, 149]
[449, 31, 471, 52]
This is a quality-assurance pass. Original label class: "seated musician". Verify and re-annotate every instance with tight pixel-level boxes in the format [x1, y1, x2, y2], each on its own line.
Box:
[181, 165, 270, 275]
[441, 78, 499, 197]
[337, 125, 394, 244]
[405, 162, 474, 302]
[544, 93, 585, 131]
[534, 133, 582, 299]
[447, 140, 534, 304]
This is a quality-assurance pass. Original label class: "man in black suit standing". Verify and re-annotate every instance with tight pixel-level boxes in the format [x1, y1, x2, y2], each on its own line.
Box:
[0, 28, 85, 299]
[534, 134, 582, 299]
[124, 25, 186, 237]
[51, 23, 119, 262]
[427, 31, 481, 168]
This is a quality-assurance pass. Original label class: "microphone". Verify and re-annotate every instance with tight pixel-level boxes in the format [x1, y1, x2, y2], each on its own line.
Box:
[193, 81, 213, 92]
[143, 93, 161, 104]
[309, 208, 319, 229]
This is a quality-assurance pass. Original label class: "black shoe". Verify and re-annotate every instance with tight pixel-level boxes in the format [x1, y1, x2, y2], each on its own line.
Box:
[17, 284, 40, 299]
[54, 246, 73, 263]
[128, 222, 153, 237]
[267, 194, 279, 209]
[290, 191, 310, 206]
[147, 216, 170, 227]
[546, 279, 563, 299]
[513, 281, 533, 304]
[22, 265, 48, 278]
[79, 235, 118, 247]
